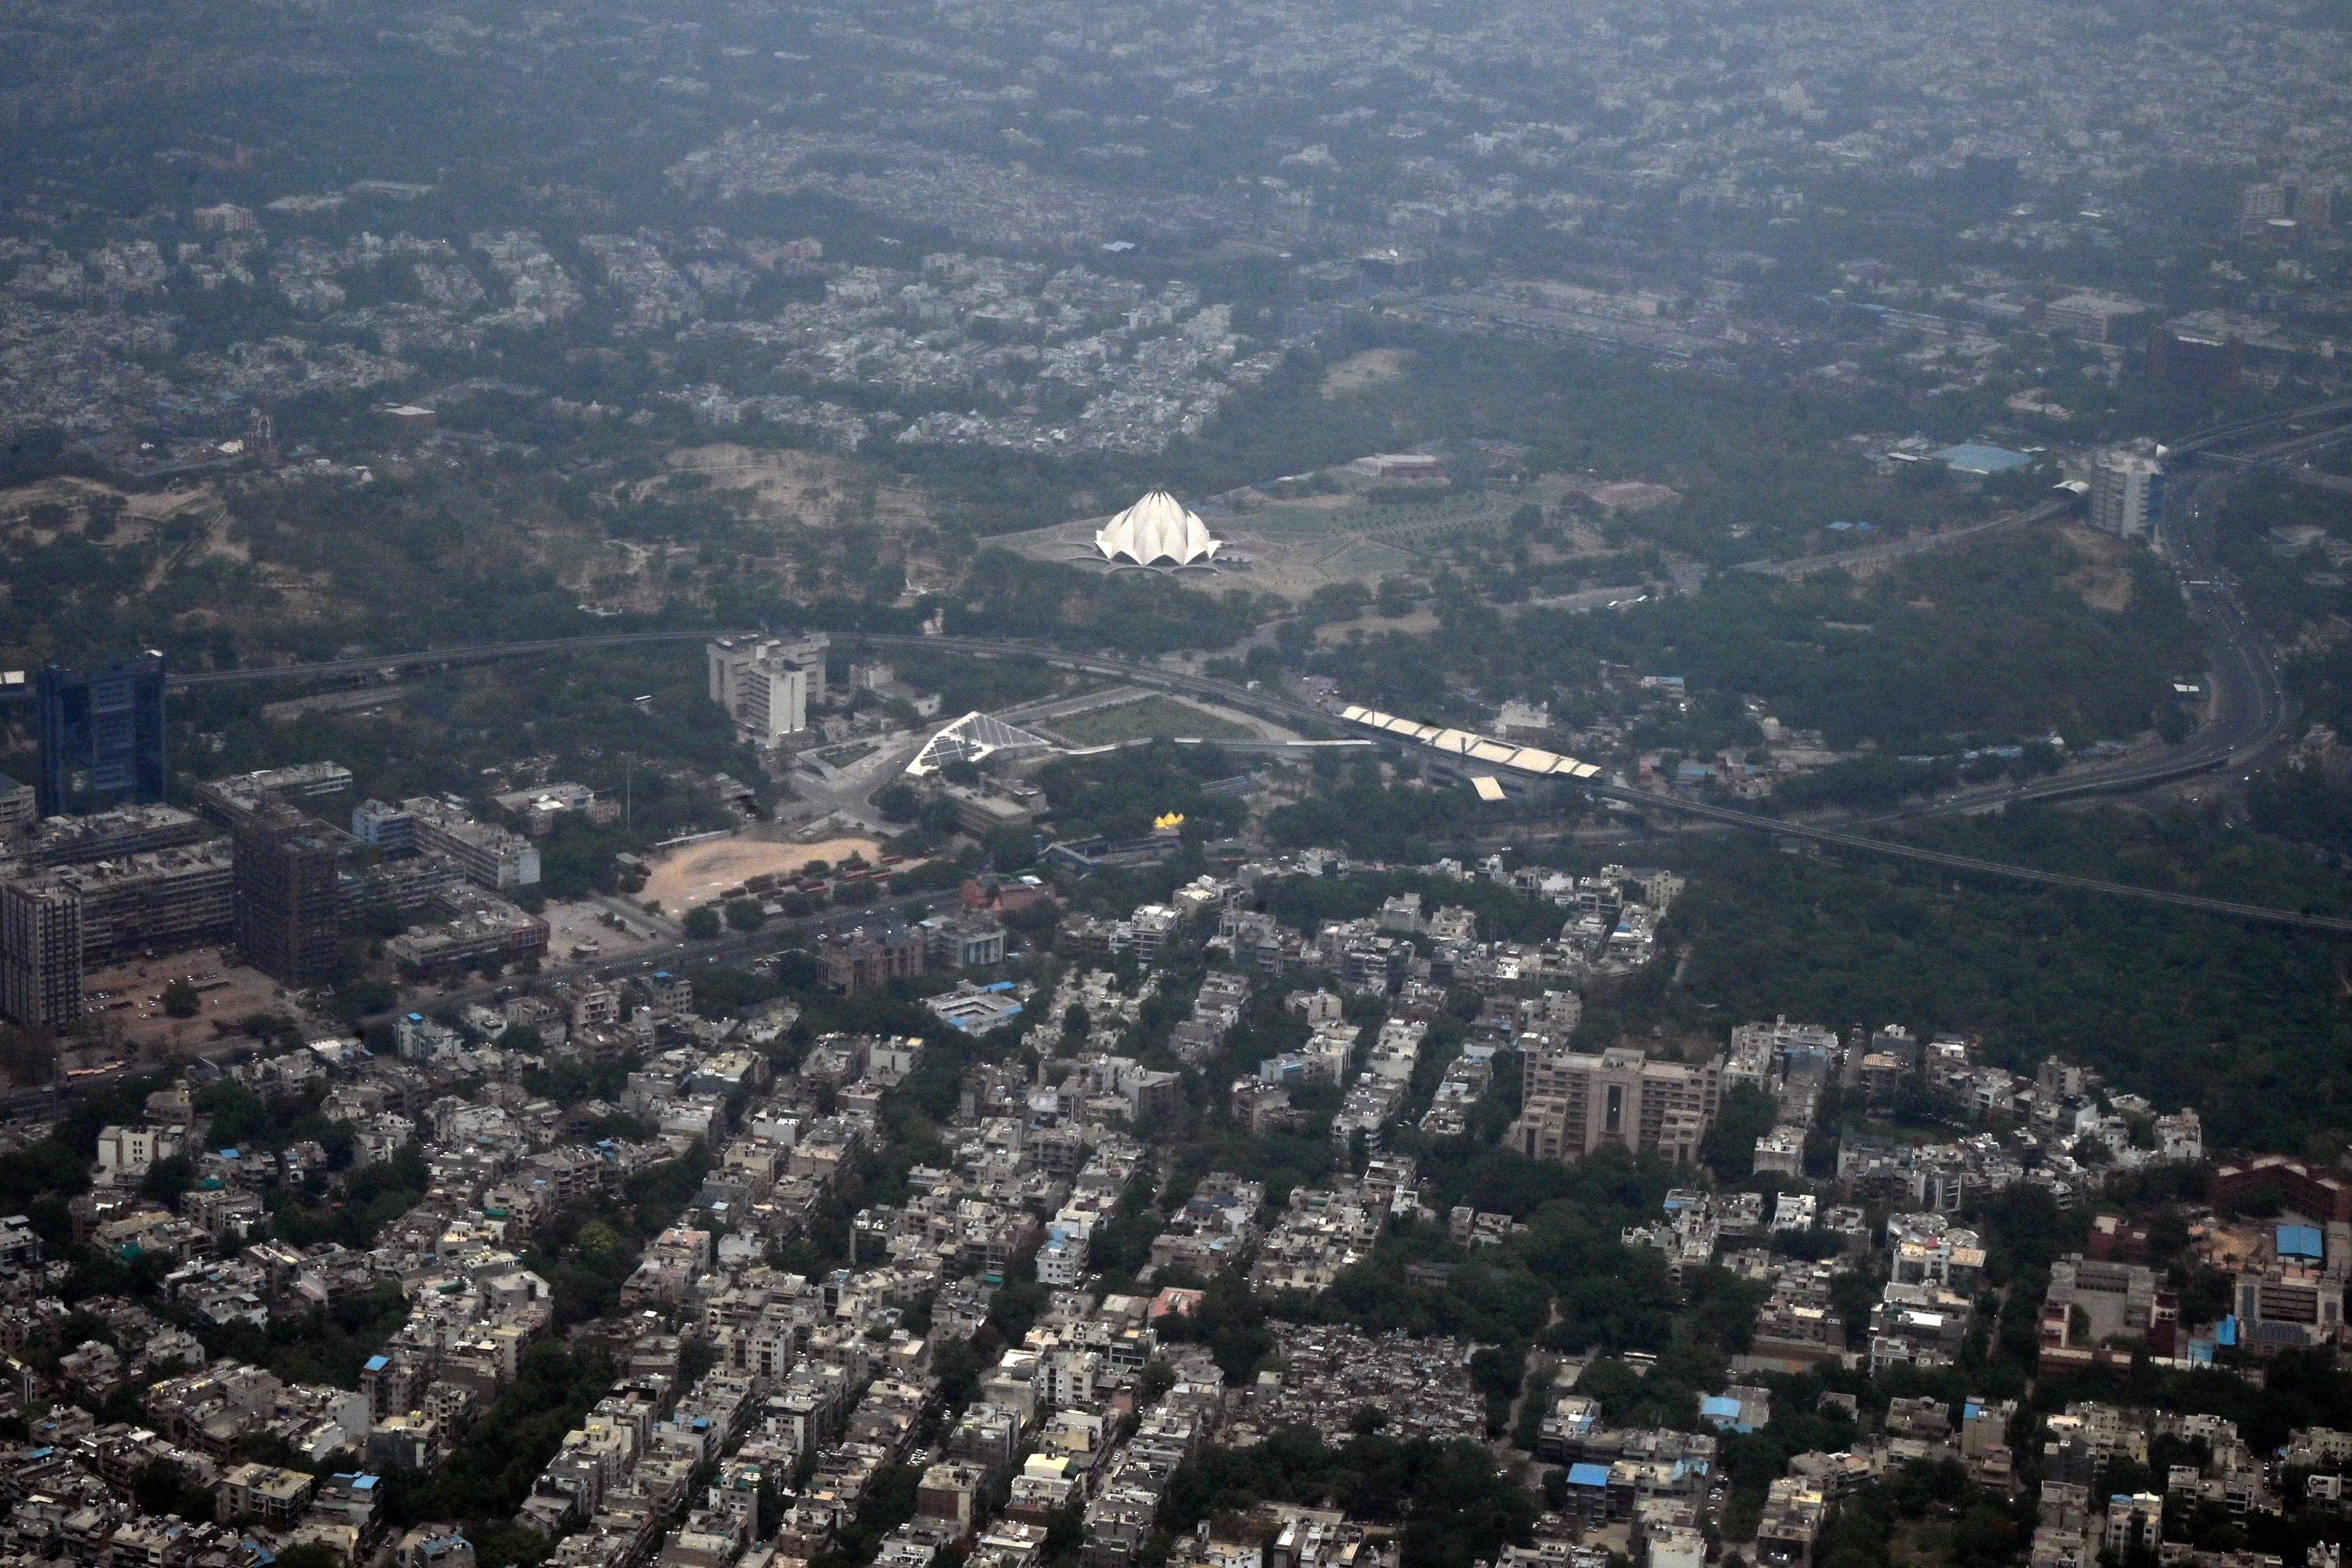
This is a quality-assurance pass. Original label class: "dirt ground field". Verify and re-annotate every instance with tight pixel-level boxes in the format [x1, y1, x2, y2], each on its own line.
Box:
[1320, 348, 1415, 400]
[0, 477, 222, 550]
[664, 445, 932, 532]
[643, 831, 884, 909]
[2053, 522, 2135, 612]
[543, 898, 670, 962]
[1581, 480, 1682, 512]
[80, 956, 304, 1056]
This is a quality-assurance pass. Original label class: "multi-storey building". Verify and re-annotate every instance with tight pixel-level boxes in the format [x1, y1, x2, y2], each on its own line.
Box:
[0, 840, 237, 1025]
[1509, 1044, 1722, 1165]
[49, 842, 235, 964]
[2088, 450, 2163, 541]
[352, 798, 417, 854]
[0, 877, 83, 1030]
[820, 926, 925, 993]
[920, 911, 1009, 970]
[2235, 1263, 2346, 1350]
[0, 772, 35, 840]
[707, 634, 828, 743]
[382, 887, 550, 974]
[192, 763, 355, 828]
[400, 797, 540, 890]
[35, 654, 168, 818]
[21, 803, 204, 868]
[234, 809, 343, 986]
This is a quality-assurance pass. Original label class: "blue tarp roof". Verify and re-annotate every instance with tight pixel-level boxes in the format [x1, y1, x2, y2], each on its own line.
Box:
[1566, 1463, 1612, 1489]
[2279, 1223, 2325, 1260]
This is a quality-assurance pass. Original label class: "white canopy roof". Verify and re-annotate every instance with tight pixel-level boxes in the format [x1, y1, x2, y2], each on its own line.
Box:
[905, 711, 1058, 776]
[1093, 490, 1221, 566]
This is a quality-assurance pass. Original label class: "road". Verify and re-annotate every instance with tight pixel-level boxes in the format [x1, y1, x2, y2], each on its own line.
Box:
[1736, 498, 2070, 581]
[1867, 407, 2352, 820]
[61, 608, 2337, 943]
[0, 628, 757, 704]
[2165, 395, 2352, 455]
[6, 388, 2335, 990]
[1867, 467, 2293, 821]
[1579, 782, 2352, 933]
[845, 636, 2352, 934]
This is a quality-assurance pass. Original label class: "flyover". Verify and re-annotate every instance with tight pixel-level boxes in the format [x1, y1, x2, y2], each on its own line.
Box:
[28, 393, 2352, 931]
[54, 610, 2340, 936]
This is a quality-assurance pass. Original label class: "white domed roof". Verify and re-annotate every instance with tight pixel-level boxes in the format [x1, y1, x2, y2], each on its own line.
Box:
[1093, 490, 1221, 566]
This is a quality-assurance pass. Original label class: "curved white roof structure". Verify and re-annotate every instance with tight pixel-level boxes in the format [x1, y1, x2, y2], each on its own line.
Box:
[905, 711, 1059, 776]
[1336, 704, 1604, 780]
[1094, 490, 1222, 567]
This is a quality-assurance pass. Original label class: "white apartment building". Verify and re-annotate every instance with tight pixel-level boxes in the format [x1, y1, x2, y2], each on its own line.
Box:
[708, 634, 828, 743]
[2089, 450, 2162, 541]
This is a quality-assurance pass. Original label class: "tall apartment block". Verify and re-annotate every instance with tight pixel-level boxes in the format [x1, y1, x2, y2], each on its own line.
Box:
[2088, 450, 2163, 541]
[0, 774, 35, 841]
[35, 654, 168, 818]
[707, 634, 827, 743]
[234, 809, 343, 986]
[0, 843, 237, 1029]
[0, 880, 83, 1031]
[1509, 1044, 1723, 1166]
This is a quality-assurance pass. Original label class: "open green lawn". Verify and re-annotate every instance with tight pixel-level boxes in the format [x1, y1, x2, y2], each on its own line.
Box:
[1048, 694, 1257, 746]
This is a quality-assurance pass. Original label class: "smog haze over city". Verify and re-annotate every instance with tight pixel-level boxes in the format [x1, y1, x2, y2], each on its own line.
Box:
[7, 9, 2352, 1568]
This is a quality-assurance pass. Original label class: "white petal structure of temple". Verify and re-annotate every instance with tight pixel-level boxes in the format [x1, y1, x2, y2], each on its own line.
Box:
[1092, 490, 1222, 567]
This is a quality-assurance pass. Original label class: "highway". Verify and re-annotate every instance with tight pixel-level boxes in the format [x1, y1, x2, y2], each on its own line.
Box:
[4, 389, 2339, 976]
[1578, 782, 2352, 934]
[1864, 408, 2352, 820]
[847, 637, 2352, 934]
[1872, 470, 2292, 820]
[2165, 396, 2352, 455]
[0, 628, 757, 704]
[1736, 498, 2070, 581]
[33, 584, 2332, 940]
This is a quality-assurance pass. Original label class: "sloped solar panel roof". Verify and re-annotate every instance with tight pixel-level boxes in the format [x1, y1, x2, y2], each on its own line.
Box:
[906, 711, 1059, 775]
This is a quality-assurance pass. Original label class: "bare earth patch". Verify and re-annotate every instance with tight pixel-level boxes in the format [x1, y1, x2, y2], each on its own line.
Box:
[1581, 480, 1682, 512]
[664, 444, 931, 532]
[2054, 522, 2134, 612]
[1320, 348, 1415, 400]
[642, 830, 884, 909]
[0, 477, 214, 548]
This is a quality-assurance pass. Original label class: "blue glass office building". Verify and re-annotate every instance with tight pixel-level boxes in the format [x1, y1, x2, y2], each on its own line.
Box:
[35, 654, 167, 817]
